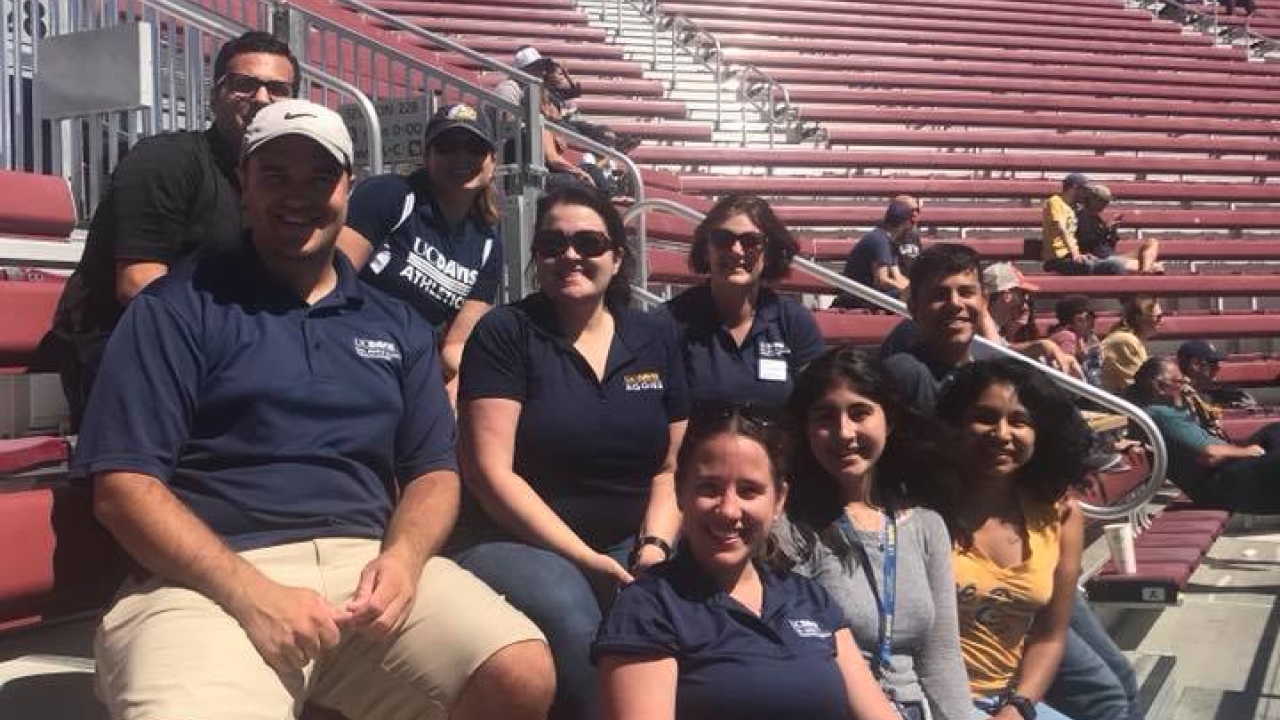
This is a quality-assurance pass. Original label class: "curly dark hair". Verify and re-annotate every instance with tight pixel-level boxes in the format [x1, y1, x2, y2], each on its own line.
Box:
[784, 347, 962, 563]
[688, 194, 798, 283]
[936, 358, 1090, 511]
[676, 402, 793, 571]
[534, 185, 634, 309]
[213, 31, 301, 97]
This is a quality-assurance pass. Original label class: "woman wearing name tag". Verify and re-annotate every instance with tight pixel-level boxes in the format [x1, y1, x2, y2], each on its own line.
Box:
[936, 359, 1087, 720]
[660, 194, 824, 411]
[593, 403, 902, 720]
[454, 185, 688, 720]
[337, 103, 503, 401]
[778, 347, 971, 720]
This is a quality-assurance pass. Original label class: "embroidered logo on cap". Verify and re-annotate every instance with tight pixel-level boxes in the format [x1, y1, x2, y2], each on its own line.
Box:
[448, 104, 479, 122]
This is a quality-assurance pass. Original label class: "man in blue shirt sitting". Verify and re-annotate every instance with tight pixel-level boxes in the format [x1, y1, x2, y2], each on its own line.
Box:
[832, 195, 920, 309]
[73, 99, 552, 720]
[1129, 356, 1279, 513]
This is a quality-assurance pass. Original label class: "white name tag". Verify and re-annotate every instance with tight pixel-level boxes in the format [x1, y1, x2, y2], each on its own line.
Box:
[758, 358, 789, 382]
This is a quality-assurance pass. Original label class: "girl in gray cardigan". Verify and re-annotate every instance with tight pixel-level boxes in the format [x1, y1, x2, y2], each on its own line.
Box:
[777, 347, 970, 720]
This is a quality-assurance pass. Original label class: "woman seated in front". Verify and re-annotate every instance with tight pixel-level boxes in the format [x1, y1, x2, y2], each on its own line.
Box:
[593, 403, 903, 720]
[454, 185, 687, 720]
[936, 359, 1089, 720]
[660, 193, 825, 410]
[779, 347, 971, 720]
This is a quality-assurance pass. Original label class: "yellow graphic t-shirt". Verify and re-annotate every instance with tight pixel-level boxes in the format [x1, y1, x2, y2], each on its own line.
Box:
[953, 502, 1062, 696]
[1041, 195, 1076, 262]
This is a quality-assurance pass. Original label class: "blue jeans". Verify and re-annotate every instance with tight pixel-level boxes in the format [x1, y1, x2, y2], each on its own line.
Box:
[1044, 593, 1145, 720]
[971, 696, 1075, 720]
[452, 539, 632, 720]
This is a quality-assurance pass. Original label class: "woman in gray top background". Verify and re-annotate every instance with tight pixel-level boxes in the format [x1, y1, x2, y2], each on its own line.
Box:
[778, 347, 970, 720]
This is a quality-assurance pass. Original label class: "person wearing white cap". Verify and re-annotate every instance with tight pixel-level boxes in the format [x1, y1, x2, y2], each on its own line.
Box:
[76, 98, 554, 720]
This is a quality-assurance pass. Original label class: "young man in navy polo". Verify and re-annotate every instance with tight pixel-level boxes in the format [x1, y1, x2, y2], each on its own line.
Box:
[73, 99, 552, 720]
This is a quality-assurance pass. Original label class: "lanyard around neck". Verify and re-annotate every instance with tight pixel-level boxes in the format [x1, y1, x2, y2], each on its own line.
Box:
[837, 507, 898, 681]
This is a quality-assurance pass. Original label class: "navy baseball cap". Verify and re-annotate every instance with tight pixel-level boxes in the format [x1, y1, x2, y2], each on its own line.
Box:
[424, 103, 495, 151]
[1177, 339, 1226, 363]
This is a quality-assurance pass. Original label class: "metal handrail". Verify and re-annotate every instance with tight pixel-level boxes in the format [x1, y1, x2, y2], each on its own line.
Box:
[1145, 0, 1280, 55]
[621, 198, 1169, 522]
[667, 14, 722, 130]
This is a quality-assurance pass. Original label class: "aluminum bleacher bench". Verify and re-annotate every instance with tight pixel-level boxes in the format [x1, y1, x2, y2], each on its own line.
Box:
[632, 146, 1280, 179]
[823, 128, 1280, 156]
[810, 105, 1278, 136]
[677, 176, 1280, 203]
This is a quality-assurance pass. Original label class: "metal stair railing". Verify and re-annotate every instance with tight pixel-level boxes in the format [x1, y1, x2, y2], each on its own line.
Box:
[621, 197, 1171, 523]
[1138, 0, 1280, 56]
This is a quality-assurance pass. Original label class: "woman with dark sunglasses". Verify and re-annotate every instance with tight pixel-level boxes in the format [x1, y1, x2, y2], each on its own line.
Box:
[337, 103, 503, 402]
[594, 403, 902, 720]
[778, 348, 971, 720]
[661, 194, 825, 411]
[452, 185, 688, 720]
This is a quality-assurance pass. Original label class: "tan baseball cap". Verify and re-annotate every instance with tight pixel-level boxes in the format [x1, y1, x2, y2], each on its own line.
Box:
[241, 98, 353, 170]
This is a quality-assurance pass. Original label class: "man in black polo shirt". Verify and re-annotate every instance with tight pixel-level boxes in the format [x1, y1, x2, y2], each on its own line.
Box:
[73, 100, 552, 720]
[40, 31, 298, 429]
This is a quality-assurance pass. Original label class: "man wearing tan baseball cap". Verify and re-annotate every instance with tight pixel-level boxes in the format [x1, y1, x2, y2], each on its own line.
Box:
[76, 98, 553, 720]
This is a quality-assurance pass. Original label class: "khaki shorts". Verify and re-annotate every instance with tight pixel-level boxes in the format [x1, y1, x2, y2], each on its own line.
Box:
[95, 538, 544, 720]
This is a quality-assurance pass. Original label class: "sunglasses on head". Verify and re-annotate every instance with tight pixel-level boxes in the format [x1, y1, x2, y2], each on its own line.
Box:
[220, 73, 294, 100]
[690, 400, 780, 429]
[431, 133, 491, 156]
[706, 228, 767, 254]
[532, 229, 614, 258]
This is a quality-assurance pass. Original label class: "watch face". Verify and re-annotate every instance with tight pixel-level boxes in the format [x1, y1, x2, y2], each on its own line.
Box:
[1010, 697, 1037, 720]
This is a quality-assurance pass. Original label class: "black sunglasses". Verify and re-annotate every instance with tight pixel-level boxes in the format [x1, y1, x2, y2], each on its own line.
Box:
[690, 400, 780, 429]
[706, 228, 767, 254]
[532, 229, 614, 258]
[431, 133, 492, 156]
[220, 73, 294, 100]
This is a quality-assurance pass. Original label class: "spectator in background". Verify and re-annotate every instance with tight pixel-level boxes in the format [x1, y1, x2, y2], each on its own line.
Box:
[1129, 358, 1280, 512]
[1219, 0, 1257, 15]
[337, 103, 503, 403]
[593, 403, 903, 720]
[1076, 184, 1163, 275]
[832, 195, 920, 309]
[454, 186, 687, 720]
[39, 31, 298, 430]
[661, 194, 824, 411]
[1042, 173, 1125, 276]
[1177, 340, 1258, 409]
[1048, 295, 1102, 386]
[1100, 296, 1163, 394]
[982, 262, 1042, 344]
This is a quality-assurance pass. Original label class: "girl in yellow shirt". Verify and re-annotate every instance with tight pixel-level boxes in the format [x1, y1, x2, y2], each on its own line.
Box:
[936, 359, 1088, 720]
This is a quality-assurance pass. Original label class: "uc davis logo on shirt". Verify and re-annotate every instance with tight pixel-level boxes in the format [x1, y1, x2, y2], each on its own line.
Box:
[623, 371, 664, 392]
[788, 618, 831, 639]
[353, 338, 402, 362]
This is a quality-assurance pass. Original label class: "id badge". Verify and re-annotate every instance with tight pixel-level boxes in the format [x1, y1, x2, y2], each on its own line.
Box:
[758, 357, 788, 382]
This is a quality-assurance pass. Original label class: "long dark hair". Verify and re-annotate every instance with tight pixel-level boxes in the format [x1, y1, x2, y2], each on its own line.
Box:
[534, 185, 635, 309]
[784, 347, 961, 563]
[936, 358, 1090, 512]
[677, 402, 793, 572]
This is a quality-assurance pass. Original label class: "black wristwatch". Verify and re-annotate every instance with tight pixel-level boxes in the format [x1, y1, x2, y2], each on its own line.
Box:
[628, 535, 673, 566]
[1004, 694, 1037, 720]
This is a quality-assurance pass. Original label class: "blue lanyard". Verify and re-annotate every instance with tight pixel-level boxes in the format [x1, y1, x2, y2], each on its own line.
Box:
[837, 507, 898, 681]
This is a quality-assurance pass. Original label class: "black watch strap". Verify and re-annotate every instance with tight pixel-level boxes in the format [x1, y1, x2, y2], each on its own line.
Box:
[629, 535, 673, 565]
[1006, 695, 1037, 720]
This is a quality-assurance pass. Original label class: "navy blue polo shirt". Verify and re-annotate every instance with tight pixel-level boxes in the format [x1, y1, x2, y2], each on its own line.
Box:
[592, 551, 852, 720]
[458, 293, 690, 549]
[71, 242, 457, 551]
[346, 170, 503, 328]
[660, 285, 825, 410]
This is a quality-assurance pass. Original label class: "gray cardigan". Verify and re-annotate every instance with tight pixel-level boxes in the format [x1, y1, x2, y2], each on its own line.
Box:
[776, 509, 971, 720]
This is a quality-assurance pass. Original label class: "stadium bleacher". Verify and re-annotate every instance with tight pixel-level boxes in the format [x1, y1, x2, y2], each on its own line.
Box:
[4, 0, 1280, 715]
